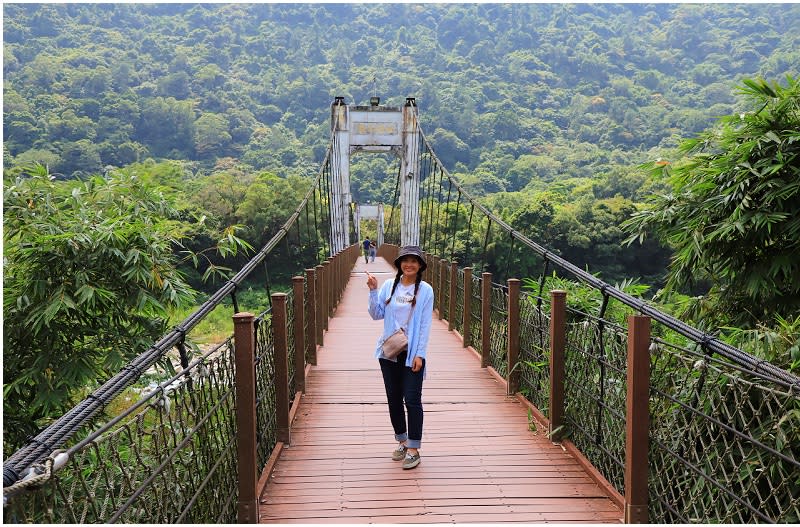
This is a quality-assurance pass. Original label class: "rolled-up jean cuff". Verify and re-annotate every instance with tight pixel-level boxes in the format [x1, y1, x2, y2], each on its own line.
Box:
[395, 432, 408, 442]
[406, 439, 421, 449]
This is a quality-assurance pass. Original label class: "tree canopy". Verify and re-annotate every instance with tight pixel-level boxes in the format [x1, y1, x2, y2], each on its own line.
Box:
[624, 76, 800, 328]
[2, 163, 251, 454]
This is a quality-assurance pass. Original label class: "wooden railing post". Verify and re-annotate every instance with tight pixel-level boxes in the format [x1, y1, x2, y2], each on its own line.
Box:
[315, 264, 325, 345]
[481, 272, 492, 368]
[507, 278, 521, 395]
[438, 259, 447, 320]
[549, 290, 567, 441]
[305, 268, 318, 365]
[448, 261, 458, 331]
[625, 315, 651, 524]
[233, 312, 257, 524]
[272, 293, 291, 445]
[463, 267, 473, 348]
[292, 276, 306, 393]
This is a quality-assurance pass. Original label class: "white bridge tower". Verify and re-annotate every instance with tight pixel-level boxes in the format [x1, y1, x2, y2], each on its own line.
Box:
[329, 96, 420, 253]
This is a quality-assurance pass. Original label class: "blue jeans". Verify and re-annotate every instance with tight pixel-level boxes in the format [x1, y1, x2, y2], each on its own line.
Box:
[379, 351, 425, 449]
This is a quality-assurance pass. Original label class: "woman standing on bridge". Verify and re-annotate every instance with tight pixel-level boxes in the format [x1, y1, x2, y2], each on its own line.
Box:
[367, 245, 433, 470]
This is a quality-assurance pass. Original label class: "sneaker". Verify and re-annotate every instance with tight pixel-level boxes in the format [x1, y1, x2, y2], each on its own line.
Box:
[402, 452, 421, 469]
[391, 444, 407, 461]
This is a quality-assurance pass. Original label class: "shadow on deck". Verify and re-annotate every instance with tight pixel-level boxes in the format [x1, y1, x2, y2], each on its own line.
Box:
[258, 256, 623, 523]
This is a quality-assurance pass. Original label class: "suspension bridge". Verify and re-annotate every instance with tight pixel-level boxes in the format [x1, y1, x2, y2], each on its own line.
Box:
[4, 97, 799, 524]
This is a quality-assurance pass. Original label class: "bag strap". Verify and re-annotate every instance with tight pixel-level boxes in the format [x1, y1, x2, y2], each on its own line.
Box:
[404, 302, 415, 328]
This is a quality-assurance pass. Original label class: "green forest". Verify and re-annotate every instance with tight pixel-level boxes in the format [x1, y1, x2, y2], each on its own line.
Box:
[4, 3, 800, 452]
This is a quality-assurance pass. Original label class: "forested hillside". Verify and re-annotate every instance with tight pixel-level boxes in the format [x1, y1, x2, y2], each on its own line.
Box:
[5, 3, 799, 182]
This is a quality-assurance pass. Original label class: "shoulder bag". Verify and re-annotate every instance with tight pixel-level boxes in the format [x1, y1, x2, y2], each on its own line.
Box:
[381, 296, 415, 359]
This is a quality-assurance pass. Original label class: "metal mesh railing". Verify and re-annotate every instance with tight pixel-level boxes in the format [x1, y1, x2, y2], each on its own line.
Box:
[254, 313, 278, 472]
[488, 284, 508, 377]
[551, 301, 800, 524]
[648, 338, 800, 523]
[469, 273, 483, 351]
[453, 267, 465, 335]
[285, 290, 297, 399]
[517, 291, 550, 416]
[562, 313, 628, 493]
[3, 340, 239, 523]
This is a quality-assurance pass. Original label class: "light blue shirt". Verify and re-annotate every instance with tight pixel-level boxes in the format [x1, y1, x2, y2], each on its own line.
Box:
[368, 278, 434, 369]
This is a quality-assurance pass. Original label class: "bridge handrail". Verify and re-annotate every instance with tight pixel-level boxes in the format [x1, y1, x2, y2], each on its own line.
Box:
[3, 146, 334, 487]
[417, 126, 800, 391]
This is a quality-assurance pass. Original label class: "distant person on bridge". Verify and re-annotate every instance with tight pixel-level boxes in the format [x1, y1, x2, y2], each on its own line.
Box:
[369, 240, 377, 262]
[363, 237, 371, 263]
[366, 245, 433, 470]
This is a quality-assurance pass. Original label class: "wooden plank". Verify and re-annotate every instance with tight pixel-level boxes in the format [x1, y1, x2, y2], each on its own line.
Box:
[258, 256, 622, 524]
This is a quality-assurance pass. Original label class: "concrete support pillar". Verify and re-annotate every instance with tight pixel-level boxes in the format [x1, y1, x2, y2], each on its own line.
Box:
[330, 98, 351, 254]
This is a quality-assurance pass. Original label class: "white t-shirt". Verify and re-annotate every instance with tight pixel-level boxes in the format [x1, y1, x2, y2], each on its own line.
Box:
[391, 281, 416, 332]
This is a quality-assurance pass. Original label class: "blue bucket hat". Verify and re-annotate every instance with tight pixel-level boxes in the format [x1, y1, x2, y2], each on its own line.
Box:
[394, 245, 427, 272]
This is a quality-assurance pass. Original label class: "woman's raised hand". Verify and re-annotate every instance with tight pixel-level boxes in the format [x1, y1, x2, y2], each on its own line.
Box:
[366, 271, 377, 290]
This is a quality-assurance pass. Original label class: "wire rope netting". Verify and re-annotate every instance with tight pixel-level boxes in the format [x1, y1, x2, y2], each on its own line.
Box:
[517, 291, 550, 417]
[469, 273, 483, 352]
[562, 313, 628, 493]
[647, 339, 800, 523]
[488, 284, 509, 377]
[254, 313, 278, 471]
[452, 267, 465, 336]
[4, 340, 239, 523]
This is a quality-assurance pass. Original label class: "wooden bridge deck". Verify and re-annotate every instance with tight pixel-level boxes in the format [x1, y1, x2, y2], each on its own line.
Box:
[258, 257, 623, 523]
